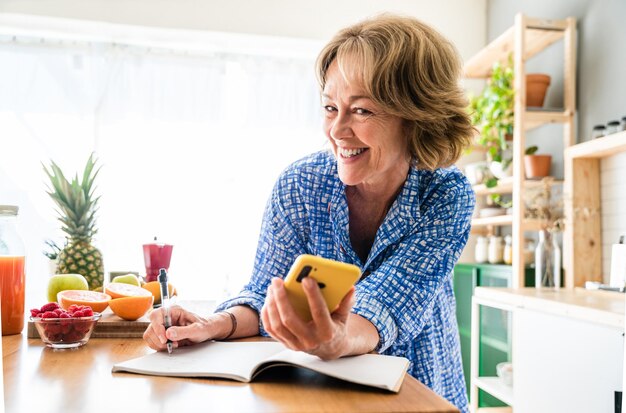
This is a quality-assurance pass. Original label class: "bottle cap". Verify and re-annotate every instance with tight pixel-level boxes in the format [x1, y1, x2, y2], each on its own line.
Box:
[592, 125, 606, 130]
[0, 205, 18, 215]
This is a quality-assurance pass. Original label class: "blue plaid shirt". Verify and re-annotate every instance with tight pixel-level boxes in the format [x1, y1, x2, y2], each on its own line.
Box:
[217, 150, 474, 412]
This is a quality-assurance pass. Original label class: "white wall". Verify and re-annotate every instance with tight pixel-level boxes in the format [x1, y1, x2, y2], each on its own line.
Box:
[0, 0, 486, 62]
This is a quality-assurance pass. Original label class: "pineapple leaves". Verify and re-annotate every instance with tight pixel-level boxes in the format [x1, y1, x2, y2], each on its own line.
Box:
[42, 153, 101, 243]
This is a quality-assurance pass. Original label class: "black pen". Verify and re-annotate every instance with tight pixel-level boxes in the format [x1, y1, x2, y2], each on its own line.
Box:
[158, 268, 173, 354]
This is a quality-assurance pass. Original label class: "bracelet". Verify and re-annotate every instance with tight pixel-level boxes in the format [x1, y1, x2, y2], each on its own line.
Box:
[218, 311, 237, 340]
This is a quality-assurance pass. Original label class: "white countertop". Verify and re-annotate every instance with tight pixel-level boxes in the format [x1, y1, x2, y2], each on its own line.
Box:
[474, 287, 625, 329]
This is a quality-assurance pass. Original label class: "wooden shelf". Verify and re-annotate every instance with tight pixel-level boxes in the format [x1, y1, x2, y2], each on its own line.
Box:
[472, 215, 513, 227]
[464, 18, 567, 78]
[473, 177, 514, 195]
[472, 176, 562, 195]
[471, 215, 547, 231]
[525, 109, 572, 130]
[474, 377, 514, 406]
[564, 130, 626, 159]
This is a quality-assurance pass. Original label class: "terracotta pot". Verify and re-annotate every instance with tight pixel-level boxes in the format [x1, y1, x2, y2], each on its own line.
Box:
[524, 154, 552, 179]
[526, 74, 551, 107]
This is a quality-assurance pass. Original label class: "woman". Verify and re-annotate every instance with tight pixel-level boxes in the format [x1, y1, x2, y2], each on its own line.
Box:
[144, 14, 475, 412]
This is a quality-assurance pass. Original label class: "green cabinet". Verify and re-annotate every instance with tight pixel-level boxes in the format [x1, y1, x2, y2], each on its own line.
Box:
[453, 263, 534, 407]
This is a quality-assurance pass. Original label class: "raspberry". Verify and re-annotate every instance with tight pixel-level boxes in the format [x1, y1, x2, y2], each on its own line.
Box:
[41, 311, 58, 319]
[59, 312, 70, 318]
[72, 310, 87, 318]
[68, 304, 79, 312]
[40, 302, 60, 312]
[30, 308, 42, 317]
[82, 308, 94, 317]
[45, 323, 62, 335]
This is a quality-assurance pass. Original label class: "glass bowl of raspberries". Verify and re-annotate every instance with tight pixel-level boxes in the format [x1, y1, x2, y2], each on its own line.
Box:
[30, 302, 101, 349]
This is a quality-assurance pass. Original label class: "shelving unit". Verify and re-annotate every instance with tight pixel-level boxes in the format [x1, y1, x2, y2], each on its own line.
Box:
[464, 13, 577, 289]
[563, 130, 626, 287]
[465, 13, 577, 412]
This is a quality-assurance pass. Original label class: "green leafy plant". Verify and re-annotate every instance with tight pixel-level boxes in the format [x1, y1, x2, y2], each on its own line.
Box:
[468, 58, 515, 163]
[490, 194, 512, 209]
[525, 145, 539, 155]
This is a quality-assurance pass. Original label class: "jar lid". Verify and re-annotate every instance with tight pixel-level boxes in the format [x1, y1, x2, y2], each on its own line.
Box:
[0, 205, 19, 215]
[607, 120, 620, 126]
[593, 125, 606, 129]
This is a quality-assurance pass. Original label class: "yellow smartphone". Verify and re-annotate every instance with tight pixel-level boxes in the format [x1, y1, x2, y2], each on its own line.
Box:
[283, 254, 361, 322]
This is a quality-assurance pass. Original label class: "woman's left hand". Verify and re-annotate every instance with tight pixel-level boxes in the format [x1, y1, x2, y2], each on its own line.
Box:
[261, 276, 355, 360]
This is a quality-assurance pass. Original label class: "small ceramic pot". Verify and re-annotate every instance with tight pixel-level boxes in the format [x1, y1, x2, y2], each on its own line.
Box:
[526, 74, 551, 107]
[524, 154, 552, 179]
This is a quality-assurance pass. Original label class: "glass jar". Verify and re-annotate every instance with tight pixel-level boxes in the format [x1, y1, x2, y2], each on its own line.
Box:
[475, 236, 488, 263]
[0, 205, 26, 335]
[488, 236, 504, 264]
[535, 229, 561, 289]
[621, 116, 626, 132]
[606, 120, 621, 135]
[591, 124, 606, 139]
[503, 235, 513, 265]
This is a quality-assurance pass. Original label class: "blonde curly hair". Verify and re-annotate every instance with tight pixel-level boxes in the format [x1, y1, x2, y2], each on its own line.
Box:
[316, 14, 474, 170]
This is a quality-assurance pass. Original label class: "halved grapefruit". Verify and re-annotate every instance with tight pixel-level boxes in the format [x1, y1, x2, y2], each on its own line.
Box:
[109, 295, 154, 321]
[105, 282, 153, 299]
[57, 290, 111, 313]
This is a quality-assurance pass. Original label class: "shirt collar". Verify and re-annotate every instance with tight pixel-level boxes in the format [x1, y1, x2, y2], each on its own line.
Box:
[327, 164, 422, 266]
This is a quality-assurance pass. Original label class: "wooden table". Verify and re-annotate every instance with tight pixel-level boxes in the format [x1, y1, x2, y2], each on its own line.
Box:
[3, 334, 458, 413]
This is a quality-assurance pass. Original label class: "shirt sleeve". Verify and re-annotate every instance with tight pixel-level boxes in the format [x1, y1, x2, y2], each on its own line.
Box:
[214, 167, 308, 335]
[351, 174, 475, 352]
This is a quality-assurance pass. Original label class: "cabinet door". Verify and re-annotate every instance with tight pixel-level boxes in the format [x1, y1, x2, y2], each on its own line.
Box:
[453, 264, 478, 395]
[476, 265, 512, 407]
[514, 309, 624, 413]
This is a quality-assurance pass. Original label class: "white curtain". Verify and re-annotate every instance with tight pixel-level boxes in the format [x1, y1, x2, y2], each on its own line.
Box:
[0, 33, 325, 305]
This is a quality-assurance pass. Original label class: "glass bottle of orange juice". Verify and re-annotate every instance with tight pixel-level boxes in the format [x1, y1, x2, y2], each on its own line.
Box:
[0, 205, 26, 335]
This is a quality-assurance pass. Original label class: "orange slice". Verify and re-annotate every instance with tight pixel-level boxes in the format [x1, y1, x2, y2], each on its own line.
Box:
[57, 290, 111, 313]
[108, 295, 154, 321]
[141, 281, 177, 305]
[105, 282, 153, 299]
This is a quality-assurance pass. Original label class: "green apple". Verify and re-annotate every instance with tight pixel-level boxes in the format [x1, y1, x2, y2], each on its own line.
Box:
[111, 273, 141, 287]
[47, 273, 89, 302]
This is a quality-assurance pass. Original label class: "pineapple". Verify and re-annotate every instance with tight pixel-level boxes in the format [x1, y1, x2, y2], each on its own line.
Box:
[43, 153, 104, 290]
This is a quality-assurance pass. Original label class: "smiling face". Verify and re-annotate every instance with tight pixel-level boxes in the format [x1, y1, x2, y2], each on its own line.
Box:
[322, 60, 410, 191]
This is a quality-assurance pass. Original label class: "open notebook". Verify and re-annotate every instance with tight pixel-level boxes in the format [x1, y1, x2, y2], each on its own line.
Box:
[112, 341, 409, 393]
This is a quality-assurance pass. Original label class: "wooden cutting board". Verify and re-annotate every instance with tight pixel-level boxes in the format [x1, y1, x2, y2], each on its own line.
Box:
[27, 300, 217, 339]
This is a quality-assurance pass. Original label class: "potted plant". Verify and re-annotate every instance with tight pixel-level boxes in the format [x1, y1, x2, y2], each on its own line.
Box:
[469, 59, 514, 188]
[524, 145, 552, 179]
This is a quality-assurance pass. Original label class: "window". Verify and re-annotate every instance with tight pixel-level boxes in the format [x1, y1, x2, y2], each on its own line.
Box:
[0, 17, 325, 303]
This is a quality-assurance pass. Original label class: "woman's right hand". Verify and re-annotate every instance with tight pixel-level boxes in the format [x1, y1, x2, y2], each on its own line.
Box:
[143, 305, 214, 351]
